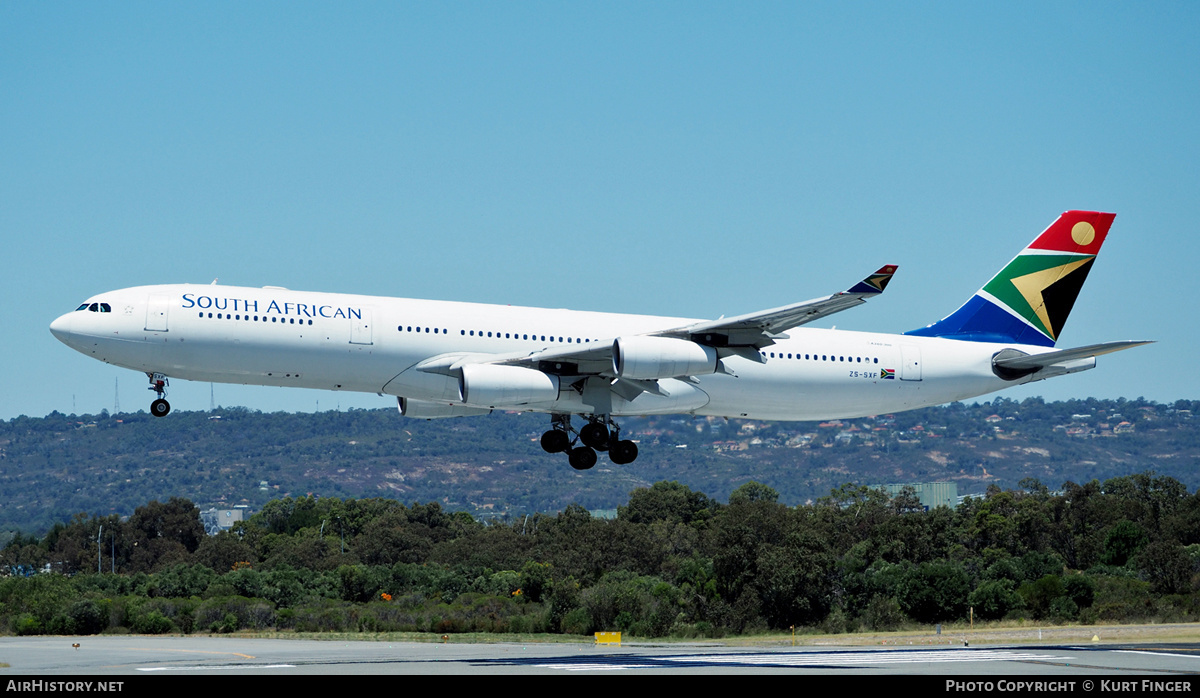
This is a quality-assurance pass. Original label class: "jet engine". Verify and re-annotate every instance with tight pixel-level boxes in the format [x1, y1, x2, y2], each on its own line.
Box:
[613, 336, 719, 380]
[459, 364, 561, 407]
[398, 397, 492, 418]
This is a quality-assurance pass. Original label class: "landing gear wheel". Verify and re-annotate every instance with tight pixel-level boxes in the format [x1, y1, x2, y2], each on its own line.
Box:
[147, 373, 170, 417]
[609, 439, 639, 465]
[579, 422, 610, 450]
[540, 429, 570, 454]
[568, 446, 597, 470]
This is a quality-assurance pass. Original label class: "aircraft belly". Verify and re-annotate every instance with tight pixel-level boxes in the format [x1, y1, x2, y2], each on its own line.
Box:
[513, 378, 709, 416]
[129, 320, 409, 393]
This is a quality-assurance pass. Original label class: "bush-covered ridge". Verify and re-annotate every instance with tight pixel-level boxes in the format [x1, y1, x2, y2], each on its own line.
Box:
[3, 475, 1198, 637]
[3, 396, 1200, 534]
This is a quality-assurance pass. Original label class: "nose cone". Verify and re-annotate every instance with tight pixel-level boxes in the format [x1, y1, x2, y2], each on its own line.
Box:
[50, 312, 74, 344]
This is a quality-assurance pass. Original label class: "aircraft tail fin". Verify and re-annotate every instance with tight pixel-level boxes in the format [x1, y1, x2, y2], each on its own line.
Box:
[905, 211, 1116, 347]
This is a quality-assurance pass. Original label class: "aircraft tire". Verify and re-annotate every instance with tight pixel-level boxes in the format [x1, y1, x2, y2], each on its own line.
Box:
[151, 399, 171, 417]
[568, 446, 597, 470]
[540, 429, 570, 454]
[579, 422, 610, 450]
[609, 439, 638, 465]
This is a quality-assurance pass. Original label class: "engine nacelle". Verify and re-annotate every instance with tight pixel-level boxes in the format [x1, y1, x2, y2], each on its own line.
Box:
[460, 364, 561, 407]
[613, 336, 719, 380]
[398, 397, 492, 419]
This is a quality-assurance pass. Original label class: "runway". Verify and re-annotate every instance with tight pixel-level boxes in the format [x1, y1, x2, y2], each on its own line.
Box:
[1, 635, 1198, 677]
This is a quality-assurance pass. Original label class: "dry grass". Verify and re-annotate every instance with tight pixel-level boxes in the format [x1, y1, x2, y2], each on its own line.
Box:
[734, 622, 1200, 648]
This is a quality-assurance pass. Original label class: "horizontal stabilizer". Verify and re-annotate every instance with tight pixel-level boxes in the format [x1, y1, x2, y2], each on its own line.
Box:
[993, 340, 1153, 371]
[991, 340, 1151, 381]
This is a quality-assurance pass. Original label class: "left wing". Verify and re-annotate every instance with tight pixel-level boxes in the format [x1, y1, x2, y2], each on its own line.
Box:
[650, 264, 898, 356]
[486, 264, 898, 375]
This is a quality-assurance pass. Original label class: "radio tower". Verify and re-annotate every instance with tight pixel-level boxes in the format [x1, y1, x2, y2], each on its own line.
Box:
[114, 378, 120, 414]
[210, 383, 216, 411]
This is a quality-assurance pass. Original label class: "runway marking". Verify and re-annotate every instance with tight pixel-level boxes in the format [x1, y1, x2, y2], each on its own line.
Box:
[138, 664, 294, 672]
[1117, 650, 1200, 660]
[535, 664, 657, 671]
[665, 650, 1065, 666]
[128, 647, 256, 659]
[532, 649, 1067, 671]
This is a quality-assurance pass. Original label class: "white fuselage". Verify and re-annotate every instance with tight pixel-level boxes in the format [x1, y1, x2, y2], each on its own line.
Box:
[50, 283, 1044, 420]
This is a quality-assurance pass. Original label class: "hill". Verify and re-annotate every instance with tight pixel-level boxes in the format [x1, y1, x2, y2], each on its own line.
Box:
[1, 396, 1198, 533]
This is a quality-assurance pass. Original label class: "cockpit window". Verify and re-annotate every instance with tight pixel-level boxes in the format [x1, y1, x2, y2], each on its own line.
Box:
[77, 302, 112, 312]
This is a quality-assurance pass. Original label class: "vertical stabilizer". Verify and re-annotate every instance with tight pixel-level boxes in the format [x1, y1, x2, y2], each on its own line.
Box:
[905, 211, 1115, 347]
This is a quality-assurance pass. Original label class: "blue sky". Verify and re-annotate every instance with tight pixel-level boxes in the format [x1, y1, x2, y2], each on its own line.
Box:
[3, 2, 1196, 420]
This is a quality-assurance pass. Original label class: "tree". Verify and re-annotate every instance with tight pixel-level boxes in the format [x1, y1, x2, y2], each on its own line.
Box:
[619, 481, 716, 526]
[1102, 520, 1149, 567]
[729, 481, 780, 505]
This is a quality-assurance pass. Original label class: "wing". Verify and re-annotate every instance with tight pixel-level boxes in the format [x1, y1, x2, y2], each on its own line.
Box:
[471, 264, 899, 375]
[650, 264, 899, 357]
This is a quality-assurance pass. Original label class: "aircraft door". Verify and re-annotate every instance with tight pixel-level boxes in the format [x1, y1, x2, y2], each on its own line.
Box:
[145, 294, 170, 332]
[350, 308, 373, 345]
[899, 344, 922, 381]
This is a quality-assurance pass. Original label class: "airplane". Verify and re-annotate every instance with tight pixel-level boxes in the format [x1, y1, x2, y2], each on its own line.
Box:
[50, 210, 1149, 470]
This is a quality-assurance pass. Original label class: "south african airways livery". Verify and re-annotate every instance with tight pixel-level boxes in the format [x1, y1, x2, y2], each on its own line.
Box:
[51, 211, 1149, 469]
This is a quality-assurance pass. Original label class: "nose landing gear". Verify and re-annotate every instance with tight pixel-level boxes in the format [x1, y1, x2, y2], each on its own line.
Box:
[539, 414, 639, 469]
[147, 373, 170, 417]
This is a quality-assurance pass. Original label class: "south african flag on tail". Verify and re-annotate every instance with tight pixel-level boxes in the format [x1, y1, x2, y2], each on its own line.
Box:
[905, 211, 1115, 347]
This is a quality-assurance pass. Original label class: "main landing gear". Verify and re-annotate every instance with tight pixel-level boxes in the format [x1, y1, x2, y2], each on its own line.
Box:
[147, 373, 171, 417]
[540, 414, 639, 470]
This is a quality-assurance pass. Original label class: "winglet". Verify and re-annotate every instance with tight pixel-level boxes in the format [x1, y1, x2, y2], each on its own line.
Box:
[844, 265, 898, 295]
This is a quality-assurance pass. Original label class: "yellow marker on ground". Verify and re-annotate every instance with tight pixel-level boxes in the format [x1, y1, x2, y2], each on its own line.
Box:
[595, 632, 621, 645]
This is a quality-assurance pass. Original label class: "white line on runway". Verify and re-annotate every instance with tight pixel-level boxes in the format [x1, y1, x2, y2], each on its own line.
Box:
[1115, 650, 1200, 660]
[536, 650, 1066, 671]
[138, 665, 296, 671]
[665, 650, 1065, 666]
